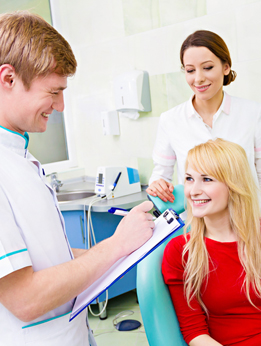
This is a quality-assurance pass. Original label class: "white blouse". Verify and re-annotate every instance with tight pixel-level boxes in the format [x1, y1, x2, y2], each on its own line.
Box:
[149, 92, 261, 188]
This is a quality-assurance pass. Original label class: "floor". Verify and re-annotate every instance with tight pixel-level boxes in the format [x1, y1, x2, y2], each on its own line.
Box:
[88, 290, 149, 346]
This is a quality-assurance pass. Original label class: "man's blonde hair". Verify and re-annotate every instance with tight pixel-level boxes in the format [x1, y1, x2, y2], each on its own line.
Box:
[0, 11, 77, 89]
[183, 138, 261, 311]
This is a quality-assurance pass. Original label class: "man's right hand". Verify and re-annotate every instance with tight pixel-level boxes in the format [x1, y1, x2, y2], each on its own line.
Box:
[112, 201, 154, 258]
[146, 179, 174, 203]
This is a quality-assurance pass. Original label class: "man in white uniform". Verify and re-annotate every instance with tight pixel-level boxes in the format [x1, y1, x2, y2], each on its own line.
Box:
[0, 11, 154, 346]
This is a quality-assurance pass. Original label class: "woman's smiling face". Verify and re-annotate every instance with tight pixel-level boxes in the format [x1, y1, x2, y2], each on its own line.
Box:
[184, 164, 229, 220]
[183, 46, 230, 102]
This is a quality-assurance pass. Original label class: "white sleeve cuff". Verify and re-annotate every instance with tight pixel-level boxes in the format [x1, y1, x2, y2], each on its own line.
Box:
[0, 248, 32, 279]
[148, 163, 175, 186]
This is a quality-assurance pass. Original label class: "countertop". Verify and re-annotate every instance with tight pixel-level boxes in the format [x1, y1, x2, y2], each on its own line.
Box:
[57, 180, 148, 212]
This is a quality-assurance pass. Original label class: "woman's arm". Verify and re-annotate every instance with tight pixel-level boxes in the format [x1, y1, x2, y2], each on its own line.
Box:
[148, 113, 176, 202]
[255, 157, 261, 188]
[190, 334, 223, 346]
[162, 238, 210, 345]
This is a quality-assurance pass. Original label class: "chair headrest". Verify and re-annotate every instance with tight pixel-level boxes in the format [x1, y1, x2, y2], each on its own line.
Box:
[147, 184, 186, 216]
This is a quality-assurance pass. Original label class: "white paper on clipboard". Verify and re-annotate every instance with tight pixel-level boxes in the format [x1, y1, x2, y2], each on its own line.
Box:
[70, 209, 184, 321]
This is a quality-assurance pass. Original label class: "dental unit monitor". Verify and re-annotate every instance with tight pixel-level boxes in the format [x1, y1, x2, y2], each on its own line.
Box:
[95, 166, 141, 199]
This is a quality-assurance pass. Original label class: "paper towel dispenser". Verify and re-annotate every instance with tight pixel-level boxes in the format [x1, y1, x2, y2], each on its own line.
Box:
[113, 70, 151, 119]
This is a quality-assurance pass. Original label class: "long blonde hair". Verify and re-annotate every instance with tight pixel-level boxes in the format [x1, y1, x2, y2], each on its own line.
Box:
[183, 138, 261, 310]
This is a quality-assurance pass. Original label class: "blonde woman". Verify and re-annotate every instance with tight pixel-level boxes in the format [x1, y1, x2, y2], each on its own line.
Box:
[162, 138, 261, 346]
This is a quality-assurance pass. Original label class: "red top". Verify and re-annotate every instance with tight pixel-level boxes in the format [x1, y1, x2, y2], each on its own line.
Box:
[162, 234, 261, 345]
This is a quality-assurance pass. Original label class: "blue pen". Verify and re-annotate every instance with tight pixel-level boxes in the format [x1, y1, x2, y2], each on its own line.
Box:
[108, 207, 156, 219]
[111, 172, 122, 191]
[108, 207, 129, 216]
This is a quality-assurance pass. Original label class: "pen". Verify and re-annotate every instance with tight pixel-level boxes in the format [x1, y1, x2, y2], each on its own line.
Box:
[108, 207, 156, 219]
[111, 172, 122, 191]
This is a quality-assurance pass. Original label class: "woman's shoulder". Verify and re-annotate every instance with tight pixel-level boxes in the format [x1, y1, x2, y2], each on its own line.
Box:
[160, 99, 192, 121]
[162, 234, 189, 274]
[229, 93, 261, 111]
[164, 234, 189, 259]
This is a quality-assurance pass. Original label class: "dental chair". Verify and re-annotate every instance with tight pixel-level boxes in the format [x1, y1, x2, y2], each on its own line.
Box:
[137, 186, 188, 346]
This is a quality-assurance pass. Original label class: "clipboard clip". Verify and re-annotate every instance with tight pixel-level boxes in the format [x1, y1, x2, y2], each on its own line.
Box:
[163, 209, 178, 224]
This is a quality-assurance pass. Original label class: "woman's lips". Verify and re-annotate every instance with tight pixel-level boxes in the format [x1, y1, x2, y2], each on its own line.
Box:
[194, 84, 211, 92]
[191, 199, 211, 206]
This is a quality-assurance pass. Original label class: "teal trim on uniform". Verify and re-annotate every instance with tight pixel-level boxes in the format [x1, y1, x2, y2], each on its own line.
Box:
[0, 248, 28, 261]
[22, 311, 72, 329]
[24, 132, 29, 149]
[0, 125, 29, 149]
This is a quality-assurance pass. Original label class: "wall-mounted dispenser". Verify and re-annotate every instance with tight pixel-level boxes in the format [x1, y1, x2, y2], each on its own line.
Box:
[113, 70, 151, 120]
[101, 111, 120, 135]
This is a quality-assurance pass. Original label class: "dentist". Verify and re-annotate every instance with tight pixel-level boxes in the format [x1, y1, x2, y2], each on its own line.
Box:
[0, 11, 154, 346]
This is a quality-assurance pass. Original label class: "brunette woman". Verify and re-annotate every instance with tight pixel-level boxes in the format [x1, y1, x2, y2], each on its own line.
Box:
[147, 30, 261, 204]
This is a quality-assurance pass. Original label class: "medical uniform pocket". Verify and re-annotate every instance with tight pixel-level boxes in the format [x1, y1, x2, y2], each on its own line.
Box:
[22, 310, 90, 346]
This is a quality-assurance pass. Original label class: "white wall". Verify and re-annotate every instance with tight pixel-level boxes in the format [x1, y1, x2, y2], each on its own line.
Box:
[51, 0, 261, 184]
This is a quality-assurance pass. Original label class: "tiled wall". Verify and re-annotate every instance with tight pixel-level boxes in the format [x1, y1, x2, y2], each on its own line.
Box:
[0, 0, 51, 24]
[51, 0, 261, 185]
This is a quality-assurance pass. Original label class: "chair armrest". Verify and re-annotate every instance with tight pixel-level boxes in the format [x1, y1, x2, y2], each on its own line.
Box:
[137, 230, 187, 346]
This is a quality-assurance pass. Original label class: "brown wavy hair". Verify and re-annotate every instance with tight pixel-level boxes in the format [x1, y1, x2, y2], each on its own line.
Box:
[0, 11, 77, 89]
[180, 30, 236, 86]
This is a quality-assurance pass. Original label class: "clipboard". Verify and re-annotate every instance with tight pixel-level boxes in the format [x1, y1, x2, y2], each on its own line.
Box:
[70, 208, 184, 321]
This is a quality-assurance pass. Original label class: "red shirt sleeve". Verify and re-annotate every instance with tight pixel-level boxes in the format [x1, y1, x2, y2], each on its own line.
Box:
[162, 235, 210, 344]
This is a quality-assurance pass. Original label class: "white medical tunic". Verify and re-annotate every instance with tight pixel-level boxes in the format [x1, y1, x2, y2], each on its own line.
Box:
[150, 92, 261, 187]
[0, 127, 96, 346]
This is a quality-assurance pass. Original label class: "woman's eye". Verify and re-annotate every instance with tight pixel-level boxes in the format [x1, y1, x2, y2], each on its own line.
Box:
[185, 176, 193, 182]
[203, 177, 213, 182]
[186, 69, 195, 73]
[204, 66, 213, 71]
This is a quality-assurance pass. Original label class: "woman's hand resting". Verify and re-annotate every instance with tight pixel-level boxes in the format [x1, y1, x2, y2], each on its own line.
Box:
[146, 179, 175, 203]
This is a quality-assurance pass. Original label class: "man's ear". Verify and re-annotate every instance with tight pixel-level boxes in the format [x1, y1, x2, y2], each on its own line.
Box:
[0, 64, 16, 88]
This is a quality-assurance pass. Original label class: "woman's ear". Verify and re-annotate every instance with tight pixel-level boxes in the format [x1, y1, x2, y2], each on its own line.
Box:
[223, 63, 231, 76]
[0, 64, 16, 88]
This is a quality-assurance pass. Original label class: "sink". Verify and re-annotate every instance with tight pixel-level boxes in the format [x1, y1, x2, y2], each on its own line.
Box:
[57, 191, 96, 202]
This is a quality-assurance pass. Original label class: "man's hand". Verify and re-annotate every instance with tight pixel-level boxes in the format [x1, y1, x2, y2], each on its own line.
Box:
[146, 179, 174, 203]
[112, 201, 155, 257]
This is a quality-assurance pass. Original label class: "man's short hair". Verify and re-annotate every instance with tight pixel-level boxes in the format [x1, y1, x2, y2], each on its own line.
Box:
[0, 11, 77, 89]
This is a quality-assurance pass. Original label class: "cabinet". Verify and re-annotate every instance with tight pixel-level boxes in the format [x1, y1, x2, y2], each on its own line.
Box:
[62, 210, 137, 302]
[62, 210, 85, 248]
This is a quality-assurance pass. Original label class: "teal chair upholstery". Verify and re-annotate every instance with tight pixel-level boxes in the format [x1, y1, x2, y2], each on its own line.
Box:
[137, 186, 188, 346]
